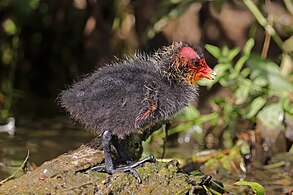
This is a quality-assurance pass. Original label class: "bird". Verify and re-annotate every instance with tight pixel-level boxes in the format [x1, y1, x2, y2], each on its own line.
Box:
[59, 41, 216, 182]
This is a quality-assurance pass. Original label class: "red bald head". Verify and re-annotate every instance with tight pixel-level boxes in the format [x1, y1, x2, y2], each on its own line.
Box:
[179, 46, 201, 60]
[154, 42, 216, 85]
[176, 45, 216, 84]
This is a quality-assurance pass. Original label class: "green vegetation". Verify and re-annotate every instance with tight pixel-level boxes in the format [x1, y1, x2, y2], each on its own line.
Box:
[235, 181, 265, 195]
[199, 38, 293, 140]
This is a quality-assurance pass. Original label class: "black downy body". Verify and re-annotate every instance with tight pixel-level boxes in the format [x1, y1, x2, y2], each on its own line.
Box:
[60, 54, 198, 138]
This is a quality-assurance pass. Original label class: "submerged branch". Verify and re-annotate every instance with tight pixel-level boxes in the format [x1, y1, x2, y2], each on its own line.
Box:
[0, 150, 30, 185]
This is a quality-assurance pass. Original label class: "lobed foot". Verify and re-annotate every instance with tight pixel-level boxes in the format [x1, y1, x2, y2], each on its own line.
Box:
[91, 155, 156, 183]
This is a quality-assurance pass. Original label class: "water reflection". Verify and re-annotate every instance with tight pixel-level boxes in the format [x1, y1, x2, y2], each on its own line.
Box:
[0, 117, 93, 179]
[0, 117, 15, 136]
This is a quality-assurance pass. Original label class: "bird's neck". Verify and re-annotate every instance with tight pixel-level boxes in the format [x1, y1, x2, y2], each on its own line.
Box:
[153, 42, 189, 84]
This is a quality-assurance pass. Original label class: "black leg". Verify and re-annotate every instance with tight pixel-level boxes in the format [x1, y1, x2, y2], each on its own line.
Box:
[90, 130, 114, 172]
[91, 130, 156, 183]
[111, 136, 133, 165]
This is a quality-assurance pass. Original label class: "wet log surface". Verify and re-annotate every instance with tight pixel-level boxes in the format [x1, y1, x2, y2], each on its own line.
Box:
[0, 140, 208, 194]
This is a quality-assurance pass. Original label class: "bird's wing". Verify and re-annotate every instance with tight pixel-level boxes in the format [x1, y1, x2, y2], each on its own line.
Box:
[135, 82, 158, 128]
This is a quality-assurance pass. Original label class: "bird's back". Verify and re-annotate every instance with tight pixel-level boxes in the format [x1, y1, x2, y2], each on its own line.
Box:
[60, 55, 198, 138]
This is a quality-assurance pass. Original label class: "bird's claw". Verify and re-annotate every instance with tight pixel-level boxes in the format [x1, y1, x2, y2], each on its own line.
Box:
[91, 165, 106, 172]
[112, 166, 142, 183]
[91, 155, 156, 183]
[91, 165, 142, 183]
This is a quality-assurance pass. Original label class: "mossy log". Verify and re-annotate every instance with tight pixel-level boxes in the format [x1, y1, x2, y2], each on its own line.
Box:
[0, 141, 208, 194]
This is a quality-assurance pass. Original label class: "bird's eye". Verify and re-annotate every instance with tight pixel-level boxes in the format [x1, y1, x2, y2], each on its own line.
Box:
[192, 59, 200, 66]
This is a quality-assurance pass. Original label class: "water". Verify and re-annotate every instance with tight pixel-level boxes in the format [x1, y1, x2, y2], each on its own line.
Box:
[0, 117, 93, 178]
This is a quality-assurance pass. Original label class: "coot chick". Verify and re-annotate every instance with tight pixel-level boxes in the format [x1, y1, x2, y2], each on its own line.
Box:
[59, 42, 216, 182]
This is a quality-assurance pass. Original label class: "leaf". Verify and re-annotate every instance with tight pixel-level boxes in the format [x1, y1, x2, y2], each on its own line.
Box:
[235, 38, 255, 73]
[205, 44, 221, 59]
[234, 181, 265, 195]
[283, 36, 293, 52]
[240, 67, 251, 78]
[256, 103, 284, 130]
[234, 79, 252, 105]
[235, 55, 249, 73]
[253, 77, 267, 87]
[222, 45, 229, 56]
[226, 47, 240, 61]
[247, 54, 293, 96]
[245, 96, 266, 118]
[195, 113, 219, 125]
[283, 97, 293, 115]
[243, 38, 255, 55]
[280, 53, 293, 77]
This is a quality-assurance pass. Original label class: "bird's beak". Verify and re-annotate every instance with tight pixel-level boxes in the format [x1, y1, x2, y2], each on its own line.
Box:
[206, 69, 217, 80]
[201, 61, 216, 80]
